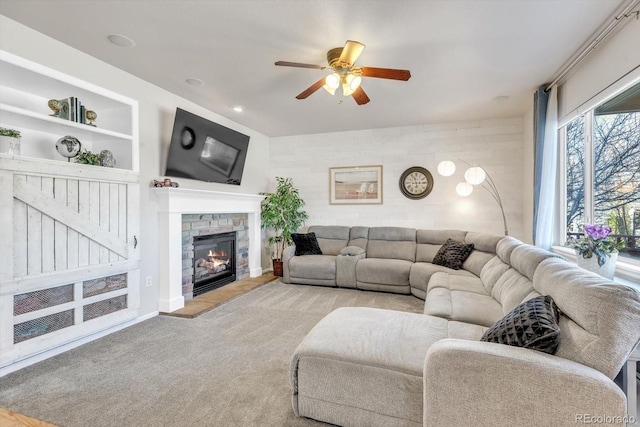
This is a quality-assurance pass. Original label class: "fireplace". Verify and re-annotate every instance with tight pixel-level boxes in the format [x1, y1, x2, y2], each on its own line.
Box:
[192, 232, 236, 296]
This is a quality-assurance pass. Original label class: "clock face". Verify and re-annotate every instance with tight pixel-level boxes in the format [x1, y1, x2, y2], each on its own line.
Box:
[399, 167, 433, 199]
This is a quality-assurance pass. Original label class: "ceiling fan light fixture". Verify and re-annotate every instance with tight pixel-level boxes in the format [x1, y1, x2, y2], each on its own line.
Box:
[323, 73, 340, 95]
[342, 73, 362, 96]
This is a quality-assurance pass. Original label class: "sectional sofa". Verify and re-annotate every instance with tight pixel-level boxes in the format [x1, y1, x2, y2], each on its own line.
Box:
[285, 226, 640, 427]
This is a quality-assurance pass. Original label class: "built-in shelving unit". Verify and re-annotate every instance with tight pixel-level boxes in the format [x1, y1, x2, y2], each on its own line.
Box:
[0, 50, 141, 375]
[0, 51, 138, 171]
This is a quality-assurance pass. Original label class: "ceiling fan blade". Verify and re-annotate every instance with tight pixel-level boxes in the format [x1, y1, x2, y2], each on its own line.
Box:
[296, 78, 326, 99]
[360, 67, 411, 81]
[275, 61, 325, 70]
[352, 87, 370, 105]
[339, 40, 366, 67]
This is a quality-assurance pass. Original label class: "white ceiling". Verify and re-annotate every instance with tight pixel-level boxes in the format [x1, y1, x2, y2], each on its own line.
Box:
[0, 0, 624, 137]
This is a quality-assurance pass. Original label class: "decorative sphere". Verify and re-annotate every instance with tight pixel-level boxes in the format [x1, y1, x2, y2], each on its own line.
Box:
[437, 160, 456, 177]
[464, 166, 486, 185]
[456, 181, 474, 197]
[55, 135, 82, 158]
[86, 110, 97, 121]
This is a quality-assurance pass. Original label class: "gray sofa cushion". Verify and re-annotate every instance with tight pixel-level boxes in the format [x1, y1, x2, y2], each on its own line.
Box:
[410, 263, 476, 296]
[308, 225, 350, 256]
[348, 226, 369, 250]
[416, 229, 468, 263]
[289, 255, 337, 281]
[534, 257, 640, 379]
[356, 258, 413, 287]
[366, 227, 417, 262]
[291, 307, 482, 426]
[424, 286, 505, 327]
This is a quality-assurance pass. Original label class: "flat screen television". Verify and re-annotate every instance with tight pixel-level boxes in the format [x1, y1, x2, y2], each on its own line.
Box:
[164, 108, 250, 185]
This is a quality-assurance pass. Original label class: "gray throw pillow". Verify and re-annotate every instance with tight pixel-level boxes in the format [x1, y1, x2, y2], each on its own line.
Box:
[432, 238, 474, 270]
[480, 295, 561, 355]
[291, 232, 323, 256]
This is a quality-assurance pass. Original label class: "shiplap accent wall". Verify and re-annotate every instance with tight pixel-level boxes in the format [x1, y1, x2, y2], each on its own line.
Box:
[270, 117, 526, 241]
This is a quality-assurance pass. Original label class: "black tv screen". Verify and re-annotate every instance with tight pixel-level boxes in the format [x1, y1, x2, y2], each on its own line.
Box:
[165, 108, 250, 185]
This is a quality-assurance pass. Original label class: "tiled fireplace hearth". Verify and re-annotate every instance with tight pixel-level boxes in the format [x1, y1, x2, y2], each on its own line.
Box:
[153, 188, 264, 312]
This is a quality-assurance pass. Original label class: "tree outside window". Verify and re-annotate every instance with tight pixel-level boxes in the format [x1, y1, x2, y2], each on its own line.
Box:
[564, 83, 640, 261]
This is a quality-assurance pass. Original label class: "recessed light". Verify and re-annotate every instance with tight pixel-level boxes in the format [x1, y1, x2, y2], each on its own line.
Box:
[106, 34, 136, 48]
[232, 105, 244, 113]
[186, 78, 205, 87]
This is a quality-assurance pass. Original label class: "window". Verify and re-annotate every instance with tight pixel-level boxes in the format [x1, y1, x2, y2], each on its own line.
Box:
[563, 82, 640, 262]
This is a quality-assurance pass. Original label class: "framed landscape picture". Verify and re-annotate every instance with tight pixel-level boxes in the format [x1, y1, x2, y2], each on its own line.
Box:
[329, 165, 383, 204]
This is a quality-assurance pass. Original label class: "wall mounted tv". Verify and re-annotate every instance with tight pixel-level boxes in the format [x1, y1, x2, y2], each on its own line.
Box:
[164, 108, 250, 185]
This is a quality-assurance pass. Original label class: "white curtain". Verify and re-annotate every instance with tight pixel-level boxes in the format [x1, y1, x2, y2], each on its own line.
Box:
[534, 85, 558, 249]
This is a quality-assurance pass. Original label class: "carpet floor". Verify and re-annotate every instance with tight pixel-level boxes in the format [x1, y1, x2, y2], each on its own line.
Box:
[0, 281, 424, 427]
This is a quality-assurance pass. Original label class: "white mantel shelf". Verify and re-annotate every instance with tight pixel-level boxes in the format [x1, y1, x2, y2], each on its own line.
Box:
[153, 187, 264, 313]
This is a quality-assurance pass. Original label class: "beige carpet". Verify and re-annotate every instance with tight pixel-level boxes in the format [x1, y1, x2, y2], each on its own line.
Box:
[0, 281, 424, 427]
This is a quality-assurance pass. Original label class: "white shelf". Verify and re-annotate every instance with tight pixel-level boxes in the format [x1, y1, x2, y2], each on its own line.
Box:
[0, 104, 133, 141]
[0, 50, 138, 172]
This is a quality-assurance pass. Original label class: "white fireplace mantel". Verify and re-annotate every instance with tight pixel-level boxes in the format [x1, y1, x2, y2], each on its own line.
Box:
[153, 188, 264, 312]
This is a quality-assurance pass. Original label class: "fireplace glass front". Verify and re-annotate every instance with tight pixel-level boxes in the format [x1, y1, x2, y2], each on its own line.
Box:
[192, 231, 236, 296]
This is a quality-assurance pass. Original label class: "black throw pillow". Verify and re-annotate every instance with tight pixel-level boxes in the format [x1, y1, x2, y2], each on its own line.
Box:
[480, 295, 561, 355]
[291, 232, 323, 256]
[432, 238, 474, 270]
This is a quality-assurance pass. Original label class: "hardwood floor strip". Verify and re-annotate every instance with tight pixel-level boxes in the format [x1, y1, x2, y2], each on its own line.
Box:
[0, 408, 58, 427]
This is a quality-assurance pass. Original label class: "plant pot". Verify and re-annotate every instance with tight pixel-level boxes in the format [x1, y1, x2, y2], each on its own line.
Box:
[0, 135, 20, 155]
[575, 250, 618, 280]
[272, 259, 283, 277]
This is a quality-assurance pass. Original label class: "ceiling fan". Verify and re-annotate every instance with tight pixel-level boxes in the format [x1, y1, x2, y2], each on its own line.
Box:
[275, 40, 411, 105]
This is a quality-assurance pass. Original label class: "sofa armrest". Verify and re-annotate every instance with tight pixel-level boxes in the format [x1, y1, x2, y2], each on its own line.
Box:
[339, 246, 366, 256]
[336, 250, 366, 288]
[424, 339, 627, 427]
[282, 245, 296, 283]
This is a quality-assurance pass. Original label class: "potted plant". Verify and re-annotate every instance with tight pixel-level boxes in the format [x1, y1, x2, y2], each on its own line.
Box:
[260, 177, 308, 276]
[0, 127, 21, 155]
[566, 224, 622, 279]
[75, 150, 101, 165]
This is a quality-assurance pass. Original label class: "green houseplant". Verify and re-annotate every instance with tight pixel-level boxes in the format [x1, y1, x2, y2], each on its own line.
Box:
[260, 177, 308, 276]
[75, 150, 101, 165]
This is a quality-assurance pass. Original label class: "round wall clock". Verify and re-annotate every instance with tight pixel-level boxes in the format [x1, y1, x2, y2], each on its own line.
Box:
[399, 166, 434, 199]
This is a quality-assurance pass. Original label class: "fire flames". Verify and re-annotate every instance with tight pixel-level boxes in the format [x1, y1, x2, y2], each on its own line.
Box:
[197, 249, 230, 273]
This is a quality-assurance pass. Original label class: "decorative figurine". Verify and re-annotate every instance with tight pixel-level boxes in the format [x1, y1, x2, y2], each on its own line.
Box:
[48, 98, 69, 119]
[152, 178, 179, 188]
[55, 135, 82, 161]
[86, 110, 97, 127]
[99, 149, 116, 167]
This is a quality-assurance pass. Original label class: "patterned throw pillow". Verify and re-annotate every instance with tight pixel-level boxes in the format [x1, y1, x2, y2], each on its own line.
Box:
[291, 232, 323, 256]
[480, 295, 561, 355]
[432, 238, 474, 270]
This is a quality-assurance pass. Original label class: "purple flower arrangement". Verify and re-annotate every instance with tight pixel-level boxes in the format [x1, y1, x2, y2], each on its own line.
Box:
[566, 224, 619, 267]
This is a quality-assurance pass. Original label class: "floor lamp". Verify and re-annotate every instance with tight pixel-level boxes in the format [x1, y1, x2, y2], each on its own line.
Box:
[437, 160, 509, 236]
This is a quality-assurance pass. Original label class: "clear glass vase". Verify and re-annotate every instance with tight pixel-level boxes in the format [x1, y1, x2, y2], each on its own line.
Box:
[575, 250, 618, 280]
[0, 136, 21, 155]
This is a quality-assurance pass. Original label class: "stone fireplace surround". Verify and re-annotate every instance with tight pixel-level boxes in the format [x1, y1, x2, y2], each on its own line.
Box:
[153, 188, 264, 313]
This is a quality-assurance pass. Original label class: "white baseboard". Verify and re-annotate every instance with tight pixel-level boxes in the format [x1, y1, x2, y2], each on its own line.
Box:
[0, 311, 159, 378]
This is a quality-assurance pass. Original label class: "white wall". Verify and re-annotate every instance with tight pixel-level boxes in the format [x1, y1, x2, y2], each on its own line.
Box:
[270, 117, 526, 242]
[0, 16, 271, 316]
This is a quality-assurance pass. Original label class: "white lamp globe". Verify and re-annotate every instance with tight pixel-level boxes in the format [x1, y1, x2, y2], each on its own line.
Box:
[437, 160, 456, 177]
[464, 166, 486, 185]
[456, 181, 474, 197]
